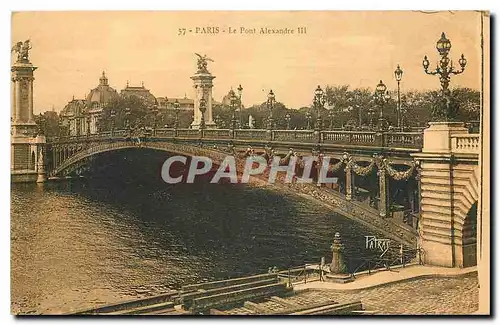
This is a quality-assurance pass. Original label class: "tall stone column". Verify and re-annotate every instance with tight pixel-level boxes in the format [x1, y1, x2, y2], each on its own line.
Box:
[191, 75, 216, 129]
[28, 77, 34, 123]
[11, 40, 41, 183]
[11, 60, 37, 135]
[15, 77, 22, 123]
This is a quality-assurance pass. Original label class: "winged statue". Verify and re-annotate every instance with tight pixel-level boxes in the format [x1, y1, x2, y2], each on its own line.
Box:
[195, 53, 214, 73]
[11, 40, 32, 62]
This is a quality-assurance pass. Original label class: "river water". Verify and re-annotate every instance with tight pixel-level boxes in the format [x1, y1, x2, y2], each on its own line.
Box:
[11, 149, 385, 315]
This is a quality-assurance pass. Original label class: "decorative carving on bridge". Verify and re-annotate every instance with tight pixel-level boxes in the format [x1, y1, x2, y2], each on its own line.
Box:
[385, 161, 417, 181]
[279, 149, 296, 165]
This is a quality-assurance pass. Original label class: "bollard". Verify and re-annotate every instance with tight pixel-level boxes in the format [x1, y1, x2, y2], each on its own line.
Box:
[330, 232, 347, 274]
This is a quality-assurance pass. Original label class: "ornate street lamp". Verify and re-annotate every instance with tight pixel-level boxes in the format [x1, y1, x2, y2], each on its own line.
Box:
[173, 99, 180, 128]
[229, 89, 239, 130]
[347, 95, 362, 129]
[313, 85, 326, 131]
[86, 115, 91, 137]
[267, 90, 276, 130]
[328, 109, 335, 130]
[110, 108, 116, 136]
[373, 80, 391, 130]
[422, 32, 467, 121]
[367, 108, 375, 129]
[199, 97, 207, 130]
[125, 107, 131, 133]
[151, 104, 159, 135]
[285, 113, 291, 130]
[305, 112, 312, 130]
[394, 64, 403, 129]
[237, 84, 243, 128]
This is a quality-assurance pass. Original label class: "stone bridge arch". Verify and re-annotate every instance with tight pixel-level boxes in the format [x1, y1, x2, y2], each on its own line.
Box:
[50, 140, 236, 177]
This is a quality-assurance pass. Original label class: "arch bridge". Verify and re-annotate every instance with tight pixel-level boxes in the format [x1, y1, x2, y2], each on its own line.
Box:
[43, 126, 479, 268]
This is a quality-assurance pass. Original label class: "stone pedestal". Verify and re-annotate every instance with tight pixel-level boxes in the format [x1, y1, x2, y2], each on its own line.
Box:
[412, 121, 476, 268]
[326, 232, 353, 283]
[422, 122, 468, 153]
[190, 72, 216, 129]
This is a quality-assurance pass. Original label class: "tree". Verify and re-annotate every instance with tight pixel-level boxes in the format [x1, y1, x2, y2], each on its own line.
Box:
[101, 96, 150, 131]
[34, 111, 60, 136]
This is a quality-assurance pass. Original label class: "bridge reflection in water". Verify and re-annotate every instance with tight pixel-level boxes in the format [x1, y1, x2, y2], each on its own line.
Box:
[12, 148, 396, 314]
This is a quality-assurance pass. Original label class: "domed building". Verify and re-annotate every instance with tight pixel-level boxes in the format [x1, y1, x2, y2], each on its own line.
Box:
[60, 71, 119, 135]
[86, 71, 119, 134]
[86, 71, 119, 109]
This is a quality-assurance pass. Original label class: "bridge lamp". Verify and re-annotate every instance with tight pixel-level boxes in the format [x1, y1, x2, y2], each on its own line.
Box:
[237, 84, 243, 128]
[229, 90, 239, 130]
[328, 109, 335, 130]
[199, 97, 207, 130]
[313, 85, 326, 131]
[305, 111, 312, 130]
[151, 104, 159, 133]
[173, 99, 180, 128]
[394, 64, 403, 130]
[285, 113, 291, 130]
[266, 90, 275, 130]
[125, 107, 131, 130]
[422, 32, 467, 121]
[373, 80, 390, 130]
[110, 109, 116, 136]
[86, 115, 91, 137]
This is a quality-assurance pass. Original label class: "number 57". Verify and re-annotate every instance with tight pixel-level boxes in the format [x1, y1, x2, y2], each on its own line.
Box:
[178, 28, 186, 36]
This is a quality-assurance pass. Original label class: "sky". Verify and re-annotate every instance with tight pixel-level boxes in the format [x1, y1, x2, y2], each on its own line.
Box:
[11, 11, 483, 114]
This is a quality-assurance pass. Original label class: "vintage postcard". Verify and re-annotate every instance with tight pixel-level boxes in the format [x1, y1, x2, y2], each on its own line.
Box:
[10, 10, 490, 316]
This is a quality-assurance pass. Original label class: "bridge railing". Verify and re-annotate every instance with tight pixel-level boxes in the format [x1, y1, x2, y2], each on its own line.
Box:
[203, 129, 233, 139]
[49, 128, 425, 150]
[451, 134, 480, 154]
[176, 129, 200, 138]
[273, 130, 316, 142]
[154, 128, 177, 137]
[322, 130, 376, 146]
[385, 132, 424, 149]
[234, 129, 268, 140]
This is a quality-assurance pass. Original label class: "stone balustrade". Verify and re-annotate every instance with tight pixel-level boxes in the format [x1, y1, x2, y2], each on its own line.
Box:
[451, 134, 480, 154]
[50, 128, 425, 150]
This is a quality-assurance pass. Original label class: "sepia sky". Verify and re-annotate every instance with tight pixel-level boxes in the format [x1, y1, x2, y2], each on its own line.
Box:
[11, 11, 483, 114]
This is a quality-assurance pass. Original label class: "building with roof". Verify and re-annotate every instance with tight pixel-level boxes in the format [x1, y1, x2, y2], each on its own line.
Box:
[120, 81, 158, 106]
[157, 95, 194, 110]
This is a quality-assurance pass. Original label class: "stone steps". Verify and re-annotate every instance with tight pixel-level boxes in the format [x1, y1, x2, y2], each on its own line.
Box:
[181, 277, 278, 309]
[190, 282, 291, 314]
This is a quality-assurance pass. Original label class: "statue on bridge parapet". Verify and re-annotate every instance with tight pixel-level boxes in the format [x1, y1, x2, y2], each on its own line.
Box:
[11, 40, 32, 63]
[195, 53, 214, 74]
